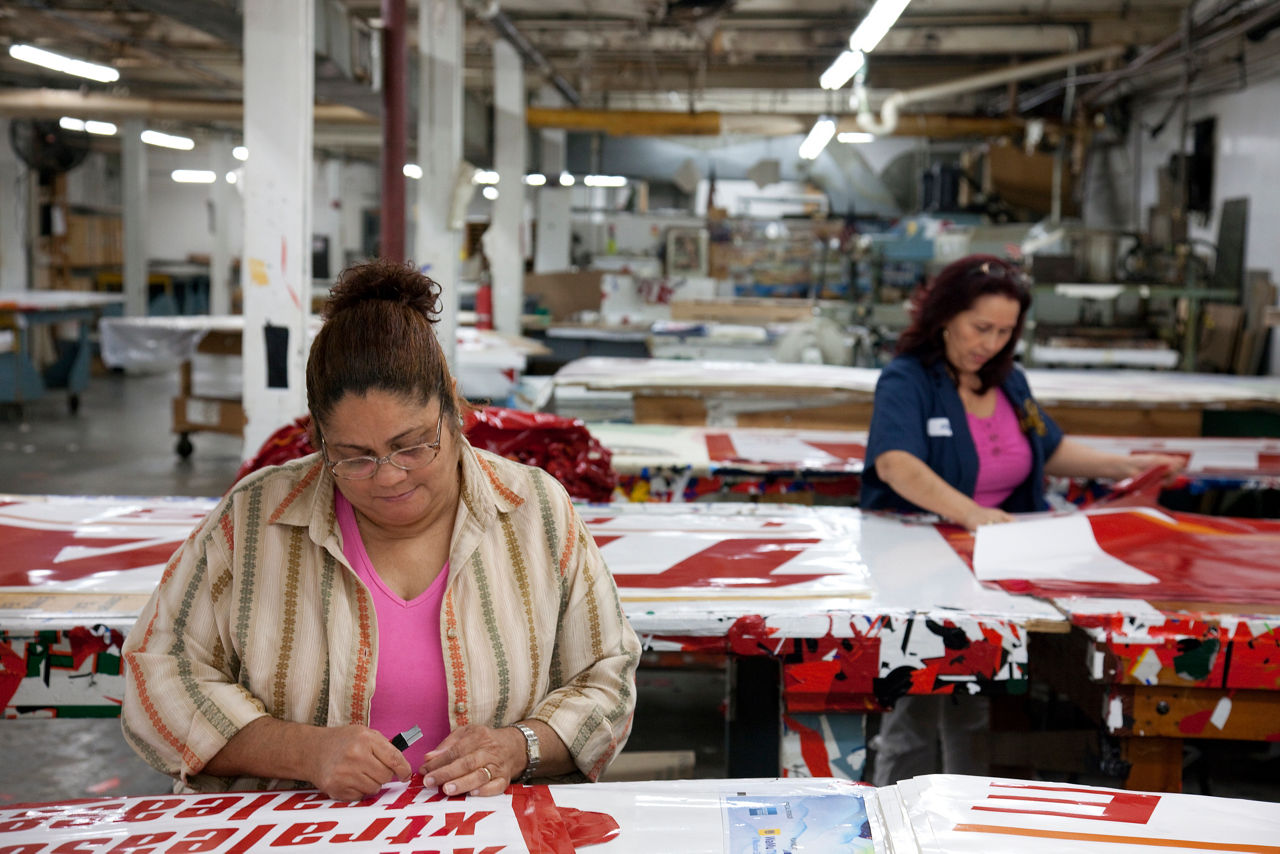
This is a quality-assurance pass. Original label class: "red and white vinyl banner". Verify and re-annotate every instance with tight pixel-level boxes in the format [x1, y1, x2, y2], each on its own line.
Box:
[0, 779, 615, 854]
[0, 778, 883, 854]
[886, 774, 1280, 853]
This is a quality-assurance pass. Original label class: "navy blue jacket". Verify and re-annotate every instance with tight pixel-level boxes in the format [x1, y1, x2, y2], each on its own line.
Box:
[861, 354, 1063, 514]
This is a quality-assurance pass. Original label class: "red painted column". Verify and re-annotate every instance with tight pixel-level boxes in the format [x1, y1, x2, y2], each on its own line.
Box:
[380, 0, 407, 260]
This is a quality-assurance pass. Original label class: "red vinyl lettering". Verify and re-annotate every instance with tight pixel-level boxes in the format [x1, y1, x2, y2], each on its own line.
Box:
[973, 784, 1160, 824]
[269, 821, 339, 846]
[51, 841, 110, 853]
[0, 844, 46, 854]
[431, 812, 494, 837]
[610, 539, 825, 589]
[382, 786, 465, 811]
[164, 828, 238, 853]
[174, 797, 243, 820]
[329, 817, 392, 843]
[0, 820, 45, 833]
[272, 794, 327, 812]
[121, 800, 185, 823]
[228, 794, 281, 821]
[224, 824, 275, 854]
[384, 815, 432, 845]
[105, 833, 175, 853]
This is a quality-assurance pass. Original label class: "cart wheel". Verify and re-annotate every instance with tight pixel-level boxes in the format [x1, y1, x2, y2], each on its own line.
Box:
[176, 433, 194, 459]
[68, 394, 80, 415]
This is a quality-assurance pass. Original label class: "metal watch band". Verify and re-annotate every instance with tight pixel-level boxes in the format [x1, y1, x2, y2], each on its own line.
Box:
[513, 722, 540, 783]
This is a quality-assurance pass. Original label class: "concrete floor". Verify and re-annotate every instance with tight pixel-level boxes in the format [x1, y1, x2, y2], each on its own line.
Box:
[2, 367, 1278, 805]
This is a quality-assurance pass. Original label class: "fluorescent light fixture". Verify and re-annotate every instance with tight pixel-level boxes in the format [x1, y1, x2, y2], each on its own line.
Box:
[225, 171, 238, 184]
[171, 170, 216, 184]
[482, 186, 499, 200]
[524, 173, 547, 186]
[8, 44, 119, 83]
[85, 120, 116, 135]
[820, 50, 866, 90]
[58, 117, 86, 132]
[474, 170, 499, 185]
[402, 163, 423, 179]
[838, 131, 875, 143]
[559, 172, 575, 187]
[849, 0, 912, 53]
[584, 175, 628, 188]
[141, 129, 194, 150]
[232, 145, 248, 161]
[798, 116, 837, 160]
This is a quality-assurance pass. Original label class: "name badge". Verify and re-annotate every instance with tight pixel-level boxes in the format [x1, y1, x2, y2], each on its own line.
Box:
[927, 417, 953, 437]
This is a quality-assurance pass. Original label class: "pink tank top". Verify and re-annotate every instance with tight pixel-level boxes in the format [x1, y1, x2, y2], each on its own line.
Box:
[967, 389, 1033, 508]
[335, 490, 450, 770]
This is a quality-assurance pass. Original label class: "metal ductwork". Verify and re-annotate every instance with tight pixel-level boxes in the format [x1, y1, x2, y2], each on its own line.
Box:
[465, 0, 580, 106]
[856, 45, 1127, 136]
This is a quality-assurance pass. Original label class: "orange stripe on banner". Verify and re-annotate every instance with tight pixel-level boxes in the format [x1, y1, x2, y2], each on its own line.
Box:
[953, 823, 1280, 852]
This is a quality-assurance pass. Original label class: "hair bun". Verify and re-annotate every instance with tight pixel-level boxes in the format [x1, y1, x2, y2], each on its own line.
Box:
[323, 257, 441, 321]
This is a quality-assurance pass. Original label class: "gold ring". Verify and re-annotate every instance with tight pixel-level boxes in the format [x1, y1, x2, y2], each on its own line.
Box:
[480, 765, 493, 783]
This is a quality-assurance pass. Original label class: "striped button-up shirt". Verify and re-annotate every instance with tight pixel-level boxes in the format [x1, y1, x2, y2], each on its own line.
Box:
[122, 440, 641, 792]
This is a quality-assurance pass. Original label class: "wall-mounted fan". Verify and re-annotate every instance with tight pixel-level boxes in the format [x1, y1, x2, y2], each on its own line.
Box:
[9, 118, 92, 182]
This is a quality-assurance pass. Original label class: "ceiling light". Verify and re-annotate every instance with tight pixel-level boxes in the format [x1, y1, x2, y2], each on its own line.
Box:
[225, 172, 238, 184]
[8, 44, 119, 83]
[524, 173, 547, 186]
[584, 175, 627, 188]
[142, 130, 194, 150]
[849, 0, 912, 54]
[402, 163, 423, 179]
[171, 170, 216, 184]
[798, 116, 837, 160]
[838, 131, 875, 143]
[820, 50, 866, 91]
[559, 172, 575, 187]
[474, 170, 499, 185]
[85, 120, 116, 136]
[233, 145, 248, 161]
[59, 117, 86, 132]
[482, 186, 499, 200]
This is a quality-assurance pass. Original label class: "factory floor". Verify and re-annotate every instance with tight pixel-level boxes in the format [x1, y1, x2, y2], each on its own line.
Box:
[1, 368, 1278, 806]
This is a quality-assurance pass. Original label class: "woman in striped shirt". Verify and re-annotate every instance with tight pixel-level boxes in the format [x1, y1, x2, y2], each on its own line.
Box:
[122, 259, 641, 800]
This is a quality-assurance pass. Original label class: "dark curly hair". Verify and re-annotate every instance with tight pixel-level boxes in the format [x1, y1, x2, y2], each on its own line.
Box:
[896, 253, 1031, 393]
[306, 257, 465, 430]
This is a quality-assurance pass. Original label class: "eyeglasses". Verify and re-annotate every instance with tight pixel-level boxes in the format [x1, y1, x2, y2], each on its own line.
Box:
[320, 409, 445, 480]
[970, 260, 1030, 288]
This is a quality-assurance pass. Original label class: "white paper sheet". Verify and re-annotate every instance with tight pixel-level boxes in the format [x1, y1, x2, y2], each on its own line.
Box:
[973, 514, 1158, 585]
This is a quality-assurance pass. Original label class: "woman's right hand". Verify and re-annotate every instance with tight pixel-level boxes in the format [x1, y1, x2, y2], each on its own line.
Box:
[307, 724, 412, 801]
[958, 505, 1013, 531]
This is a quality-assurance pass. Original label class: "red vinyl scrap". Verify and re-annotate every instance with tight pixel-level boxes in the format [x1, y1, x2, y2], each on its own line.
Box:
[942, 507, 1280, 605]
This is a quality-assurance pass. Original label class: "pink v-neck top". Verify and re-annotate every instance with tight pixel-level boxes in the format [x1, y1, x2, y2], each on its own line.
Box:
[966, 388, 1032, 509]
[335, 490, 450, 770]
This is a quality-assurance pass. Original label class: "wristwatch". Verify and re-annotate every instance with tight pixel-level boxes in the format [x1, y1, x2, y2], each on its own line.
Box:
[512, 722, 540, 783]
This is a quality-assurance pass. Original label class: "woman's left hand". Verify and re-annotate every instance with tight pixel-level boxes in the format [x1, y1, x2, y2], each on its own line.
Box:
[419, 723, 525, 796]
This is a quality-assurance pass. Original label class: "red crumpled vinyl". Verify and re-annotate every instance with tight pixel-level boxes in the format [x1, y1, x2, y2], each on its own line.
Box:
[233, 415, 316, 485]
[463, 407, 617, 503]
[234, 407, 617, 503]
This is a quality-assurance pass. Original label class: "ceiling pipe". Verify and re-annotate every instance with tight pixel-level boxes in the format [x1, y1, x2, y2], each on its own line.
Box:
[0, 89, 376, 124]
[466, 0, 580, 106]
[855, 44, 1126, 135]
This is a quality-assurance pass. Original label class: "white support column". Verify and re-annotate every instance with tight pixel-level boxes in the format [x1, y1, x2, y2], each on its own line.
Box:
[534, 89, 571, 273]
[417, 0, 463, 368]
[209, 133, 235, 315]
[0, 119, 27, 292]
[121, 118, 148, 317]
[241, 0, 314, 459]
[490, 39, 525, 336]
